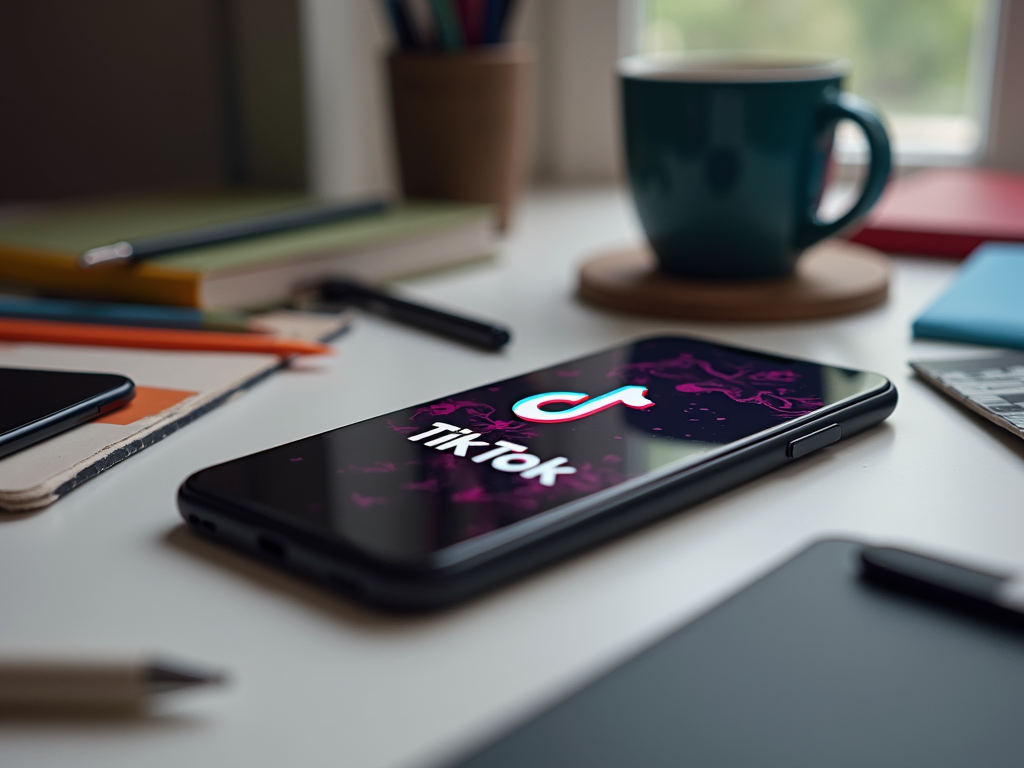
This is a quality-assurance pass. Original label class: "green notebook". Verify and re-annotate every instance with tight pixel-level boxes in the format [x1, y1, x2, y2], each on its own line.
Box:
[0, 192, 495, 308]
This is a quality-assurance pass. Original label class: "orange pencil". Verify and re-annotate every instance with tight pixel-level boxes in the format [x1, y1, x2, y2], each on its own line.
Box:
[0, 318, 333, 358]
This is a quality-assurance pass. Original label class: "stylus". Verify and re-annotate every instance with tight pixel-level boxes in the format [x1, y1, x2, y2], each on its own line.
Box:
[0, 656, 225, 711]
[78, 199, 388, 268]
[319, 278, 511, 351]
[860, 545, 1024, 623]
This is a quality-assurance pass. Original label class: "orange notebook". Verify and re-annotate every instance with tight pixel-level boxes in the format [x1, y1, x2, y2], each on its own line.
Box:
[848, 167, 1024, 258]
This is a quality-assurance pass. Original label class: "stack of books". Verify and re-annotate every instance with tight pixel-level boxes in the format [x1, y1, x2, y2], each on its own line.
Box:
[0, 191, 496, 308]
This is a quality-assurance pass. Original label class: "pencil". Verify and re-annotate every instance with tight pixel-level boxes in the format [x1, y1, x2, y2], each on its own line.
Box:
[0, 296, 259, 333]
[483, 0, 502, 43]
[428, 0, 463, 50]
[0, 318, 332, 357]
[0, 656, 224, 711]
[455, 0, 484, 45]
[384, 0, 418, 49]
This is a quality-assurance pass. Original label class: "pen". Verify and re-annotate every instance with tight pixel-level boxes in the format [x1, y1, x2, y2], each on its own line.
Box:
[0, 295, 259, 333]
[79, 198, 388, 269]
[319, 278, 511, 350]
[0, 318, 332, 357]
[860, 545, 1024, 624]
[0, 656, 224, 711]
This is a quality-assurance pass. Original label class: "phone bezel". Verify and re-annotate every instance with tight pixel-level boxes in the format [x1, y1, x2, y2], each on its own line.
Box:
[0, 368, 136, 459]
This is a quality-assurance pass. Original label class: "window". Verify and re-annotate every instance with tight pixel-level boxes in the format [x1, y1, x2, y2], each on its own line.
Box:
[641, 0, 997, 166]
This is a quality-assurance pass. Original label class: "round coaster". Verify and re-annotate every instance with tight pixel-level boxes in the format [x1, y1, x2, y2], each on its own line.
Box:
[577, 239, 890, 322]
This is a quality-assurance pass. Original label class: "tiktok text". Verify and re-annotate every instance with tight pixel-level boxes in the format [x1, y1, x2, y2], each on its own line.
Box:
[407, 421, 577, 487]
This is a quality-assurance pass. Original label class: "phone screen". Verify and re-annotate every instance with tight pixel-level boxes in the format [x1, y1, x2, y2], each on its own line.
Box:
[190, 337, 887, 562]
[0, 367, 133, 436]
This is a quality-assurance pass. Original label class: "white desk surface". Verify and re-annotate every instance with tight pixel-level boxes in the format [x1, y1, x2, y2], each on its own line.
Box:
[3, 187, 1022, 767]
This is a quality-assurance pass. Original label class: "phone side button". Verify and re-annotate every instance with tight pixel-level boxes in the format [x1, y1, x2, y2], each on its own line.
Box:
[787, 424, 842, 459]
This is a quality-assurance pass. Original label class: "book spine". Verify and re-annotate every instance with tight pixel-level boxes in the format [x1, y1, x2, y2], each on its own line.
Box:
[0, 246, 200, 306]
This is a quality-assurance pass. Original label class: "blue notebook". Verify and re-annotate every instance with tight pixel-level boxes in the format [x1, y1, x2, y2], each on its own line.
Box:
[914, 243, 1024, 349]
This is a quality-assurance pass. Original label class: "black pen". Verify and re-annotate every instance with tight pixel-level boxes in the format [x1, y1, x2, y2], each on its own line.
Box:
[860, 545, 1024, 624]
[319, 278, 511, 351]
[79, 199, 388, 269]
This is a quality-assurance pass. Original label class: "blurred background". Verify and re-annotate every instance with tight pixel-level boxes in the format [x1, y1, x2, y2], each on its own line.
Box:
[644, 0, 992, 163]
[1, 0, 1021, 204]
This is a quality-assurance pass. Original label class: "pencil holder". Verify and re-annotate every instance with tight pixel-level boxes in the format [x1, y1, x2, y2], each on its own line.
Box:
[387, 44, 533, 230]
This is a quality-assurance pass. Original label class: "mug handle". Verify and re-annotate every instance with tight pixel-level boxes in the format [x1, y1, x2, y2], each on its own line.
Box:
[799, 92, 892, 248]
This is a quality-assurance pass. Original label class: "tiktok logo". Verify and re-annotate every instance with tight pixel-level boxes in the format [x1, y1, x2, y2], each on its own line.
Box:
[512, 385, 655, 424]
[402, 386, 655, 488]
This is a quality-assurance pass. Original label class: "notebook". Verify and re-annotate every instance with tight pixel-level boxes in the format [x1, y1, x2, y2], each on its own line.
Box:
[912, 352, 1024, 441]
[849, 167, 1024, 258]
[913, 243, 1024, 349]
[451, 539, 1024, 767]
[0, 192, 495, 308]
[0, 309, 350, 512]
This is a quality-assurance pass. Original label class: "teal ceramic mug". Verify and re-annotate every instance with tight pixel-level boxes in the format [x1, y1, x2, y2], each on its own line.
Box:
[620, 54, 891, 279]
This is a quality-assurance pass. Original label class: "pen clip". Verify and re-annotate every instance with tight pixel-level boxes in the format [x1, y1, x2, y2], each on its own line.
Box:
[79, 241, 134, 269]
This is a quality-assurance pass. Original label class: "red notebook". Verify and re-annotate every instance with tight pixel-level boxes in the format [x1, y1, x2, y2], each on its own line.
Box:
[848, 167, 1024, 258]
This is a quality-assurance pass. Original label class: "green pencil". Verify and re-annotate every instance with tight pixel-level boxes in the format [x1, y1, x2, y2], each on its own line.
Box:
[428, 0, 463, 50]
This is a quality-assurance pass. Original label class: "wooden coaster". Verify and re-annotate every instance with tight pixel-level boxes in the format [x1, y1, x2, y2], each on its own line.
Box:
[578, 239, 890, 322]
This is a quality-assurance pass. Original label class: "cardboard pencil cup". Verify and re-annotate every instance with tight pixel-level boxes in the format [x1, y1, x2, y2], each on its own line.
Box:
[388, 44, 533, 230]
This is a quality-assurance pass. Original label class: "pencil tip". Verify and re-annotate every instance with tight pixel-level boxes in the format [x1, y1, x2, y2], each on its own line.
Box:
[79, 241, 134, 269]
[146, 660, 226, 693]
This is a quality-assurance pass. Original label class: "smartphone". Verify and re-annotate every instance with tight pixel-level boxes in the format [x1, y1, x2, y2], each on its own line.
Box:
[178, 336, 896, 611]
[0, 367, 135, 460]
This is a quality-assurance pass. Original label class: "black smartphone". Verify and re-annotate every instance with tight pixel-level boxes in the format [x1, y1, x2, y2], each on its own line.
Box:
[178, 336, 896, 611]
[0, 367, 135, 460]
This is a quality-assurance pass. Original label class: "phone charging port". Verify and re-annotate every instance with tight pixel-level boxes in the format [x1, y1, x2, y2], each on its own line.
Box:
[188, 515, 217, 533]
[256, 535, 287, 560]
[327, 571, 367, 600]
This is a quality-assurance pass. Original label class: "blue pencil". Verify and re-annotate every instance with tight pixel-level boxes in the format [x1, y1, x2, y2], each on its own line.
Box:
[0, 296, 258, 333]
[483, 0, 502, 44]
